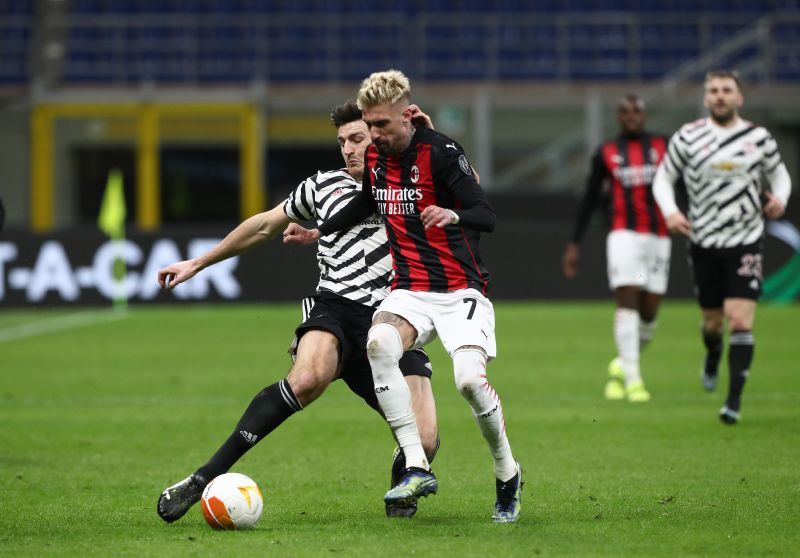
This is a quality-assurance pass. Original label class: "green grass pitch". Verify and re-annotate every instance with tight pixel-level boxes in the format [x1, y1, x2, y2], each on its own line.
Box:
[1, 301, 798, 556]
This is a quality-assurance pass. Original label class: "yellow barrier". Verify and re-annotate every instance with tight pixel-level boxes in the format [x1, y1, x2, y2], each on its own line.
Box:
[29, 103, 265, 232]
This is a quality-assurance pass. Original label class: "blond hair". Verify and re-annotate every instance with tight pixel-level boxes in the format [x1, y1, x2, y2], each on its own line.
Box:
[356, 69, 411, 109]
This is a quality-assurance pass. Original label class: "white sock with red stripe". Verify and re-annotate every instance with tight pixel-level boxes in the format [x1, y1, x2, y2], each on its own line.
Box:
[615, 308, 641, 386]
[639, 319, 657, 351]
[453, 349, 516, 482]
[367, 323, 429, 471]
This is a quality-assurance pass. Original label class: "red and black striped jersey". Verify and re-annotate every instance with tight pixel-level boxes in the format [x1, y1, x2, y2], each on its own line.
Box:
[318, 127, 495, 295]
[571, 132, 669, 243]
[364, 127, 494, 294]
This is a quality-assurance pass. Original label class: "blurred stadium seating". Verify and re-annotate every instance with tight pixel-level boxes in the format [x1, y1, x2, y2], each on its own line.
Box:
[2, 0, 799, 85]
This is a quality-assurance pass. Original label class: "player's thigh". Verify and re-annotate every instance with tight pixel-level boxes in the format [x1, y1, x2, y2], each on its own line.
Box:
[643, 235, 671, 295]
[607, 230, 648, 290]
[433, 289, 497, 358]
[690, 244, 725, 309]
[722, 242, 763, 303]
[289, 330, 341, 392]
[374, 290, 437, 350]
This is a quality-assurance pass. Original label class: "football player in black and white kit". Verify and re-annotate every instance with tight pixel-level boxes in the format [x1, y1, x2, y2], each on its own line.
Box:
[653, 70, 792, 424]
[156, 101, 439, 522]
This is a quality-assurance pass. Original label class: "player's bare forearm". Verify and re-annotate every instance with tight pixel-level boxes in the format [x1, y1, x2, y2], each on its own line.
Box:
[283, 223, 321, 245]
[158, 206, 290, 289]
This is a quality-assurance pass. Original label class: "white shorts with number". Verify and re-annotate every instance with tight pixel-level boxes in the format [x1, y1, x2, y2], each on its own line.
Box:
[375, 288, 497, 359]
[607, 229, 671, 294]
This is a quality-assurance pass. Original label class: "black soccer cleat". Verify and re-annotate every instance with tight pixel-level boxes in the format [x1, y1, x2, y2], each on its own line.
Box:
[157, 473, 207, 523]
[493, 463, 523, 524]
[701, 369, 718, 392]
[719, 405, 740, 425]
[386, 447, 419, 518]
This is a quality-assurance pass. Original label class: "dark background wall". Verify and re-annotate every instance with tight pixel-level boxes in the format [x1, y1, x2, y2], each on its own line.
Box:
[3, 191, 797, 306]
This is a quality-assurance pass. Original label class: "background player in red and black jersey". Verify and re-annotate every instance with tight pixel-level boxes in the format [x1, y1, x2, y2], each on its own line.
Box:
[562, 94, 670, 403]
[285, 70, 522, 523]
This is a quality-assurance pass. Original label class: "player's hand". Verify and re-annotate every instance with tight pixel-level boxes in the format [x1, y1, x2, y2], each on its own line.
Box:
[158, 260, 200, 289]
[409, 104, 434, 130]
[282, 223, 321, 245]
[421, 205, 456, 229]
[666, 211, 691, 236]
[763, 191, 786, 219]
[562, 242, 580, 279]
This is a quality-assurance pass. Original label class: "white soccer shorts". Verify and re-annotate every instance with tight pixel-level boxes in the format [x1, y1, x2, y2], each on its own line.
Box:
[375, 288, 497, 358]
[606, 229, 671, 294]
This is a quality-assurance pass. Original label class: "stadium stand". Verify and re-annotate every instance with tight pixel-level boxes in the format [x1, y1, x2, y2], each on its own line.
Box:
[1, 0, 798, 86]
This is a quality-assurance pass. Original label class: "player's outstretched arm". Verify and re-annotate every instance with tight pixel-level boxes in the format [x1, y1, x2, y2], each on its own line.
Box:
[158, 205, 291, 289]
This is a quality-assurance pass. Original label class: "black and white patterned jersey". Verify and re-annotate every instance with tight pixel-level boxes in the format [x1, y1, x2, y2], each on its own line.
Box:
[283, 168, 391, 307]
[654, 117, 792, 248]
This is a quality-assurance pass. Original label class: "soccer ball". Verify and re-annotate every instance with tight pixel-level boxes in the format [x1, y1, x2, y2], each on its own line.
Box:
[200, 472, 263, 530]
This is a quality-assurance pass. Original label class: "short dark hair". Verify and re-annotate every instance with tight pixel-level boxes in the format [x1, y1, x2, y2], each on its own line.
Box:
[330, 100, 362, 128]
[705, 69, 742, 91]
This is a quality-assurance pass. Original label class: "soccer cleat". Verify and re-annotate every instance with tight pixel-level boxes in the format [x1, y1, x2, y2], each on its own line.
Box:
[493, 462, 523, 524]
[604, 358, 626, 400]
[157, 473, 207, 523]
[384, 467, 438, 507]
[386, 447, 418, 518]
[719, 405, 740, 425]
[625, 380, 651, 403]
[701, 370, 718, 392]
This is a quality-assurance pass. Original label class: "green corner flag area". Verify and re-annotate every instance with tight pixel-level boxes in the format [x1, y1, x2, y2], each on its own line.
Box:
[1, 302, 798, 557]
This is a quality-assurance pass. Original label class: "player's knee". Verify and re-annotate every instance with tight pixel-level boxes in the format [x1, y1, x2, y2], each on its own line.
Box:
[703, 312, 724, 332]
[367, 323, 403, 359]
[286, 367, 333, 406]
[727, 314, 752, 332]
[452, 348, 487, 400]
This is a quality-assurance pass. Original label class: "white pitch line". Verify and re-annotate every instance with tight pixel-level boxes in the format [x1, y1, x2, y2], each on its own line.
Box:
[0, 310, 128, 344]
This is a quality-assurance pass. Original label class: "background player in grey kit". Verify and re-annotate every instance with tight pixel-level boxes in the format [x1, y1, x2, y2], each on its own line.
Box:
[653, 70, 792, 424]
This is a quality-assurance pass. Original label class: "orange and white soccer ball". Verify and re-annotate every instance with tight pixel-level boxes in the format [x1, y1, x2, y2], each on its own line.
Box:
[200, 472, 263, 530]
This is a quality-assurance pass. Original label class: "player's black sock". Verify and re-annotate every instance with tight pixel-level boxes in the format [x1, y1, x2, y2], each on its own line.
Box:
[726, 330, 754, 412]
[391, 436, 440, 485]
[702, 327, 723, 376]
[196, 379, 302, 480]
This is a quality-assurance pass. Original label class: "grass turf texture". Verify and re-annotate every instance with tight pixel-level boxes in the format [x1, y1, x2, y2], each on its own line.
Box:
[1, 302, 798, 557]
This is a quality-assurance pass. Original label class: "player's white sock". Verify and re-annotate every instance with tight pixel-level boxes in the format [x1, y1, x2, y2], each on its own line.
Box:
[367, 323, 428, 470]
[614, 308, 641, 386]
[639, 319, 657, 351]
[453, 349, 516, 482]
